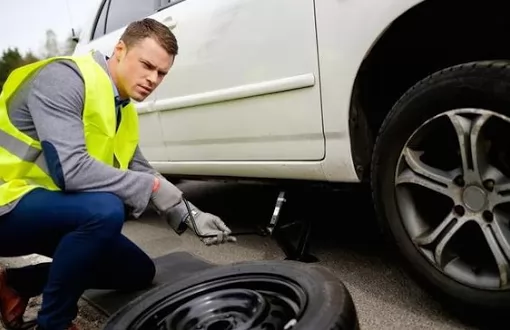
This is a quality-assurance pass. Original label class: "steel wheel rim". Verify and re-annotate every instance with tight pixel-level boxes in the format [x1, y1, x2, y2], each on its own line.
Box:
[126, 274, 307, 330]
[395, 108, 510, 291]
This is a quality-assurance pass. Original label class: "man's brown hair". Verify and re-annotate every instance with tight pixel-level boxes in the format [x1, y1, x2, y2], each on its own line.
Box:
[120, 18, 178, 56]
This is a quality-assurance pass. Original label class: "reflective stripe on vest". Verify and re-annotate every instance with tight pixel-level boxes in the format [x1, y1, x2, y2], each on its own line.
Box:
[0, 52, 140, 207]
[0, 128, 49, 173]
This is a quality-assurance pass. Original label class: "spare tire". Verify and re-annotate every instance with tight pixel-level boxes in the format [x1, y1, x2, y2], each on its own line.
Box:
[103, 260, 359, 330]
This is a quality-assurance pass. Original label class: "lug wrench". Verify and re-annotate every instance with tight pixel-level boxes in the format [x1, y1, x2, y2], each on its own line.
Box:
[182, 191, 287, 240]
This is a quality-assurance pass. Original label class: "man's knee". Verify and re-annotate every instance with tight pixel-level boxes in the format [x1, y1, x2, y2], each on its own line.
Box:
[142, 259, 156, 287]
[132, 257, 156, 290]
[86, 193, 125, 238]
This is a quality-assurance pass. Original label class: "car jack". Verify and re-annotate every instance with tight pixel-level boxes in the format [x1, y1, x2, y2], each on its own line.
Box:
[265, 191, 319, 263]
[184, 191, 319, 263]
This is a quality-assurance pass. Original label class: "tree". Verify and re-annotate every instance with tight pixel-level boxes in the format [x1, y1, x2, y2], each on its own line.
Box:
[0, 48, 24, 92]
[22, 51, 40, 65]
[0, 48, 40, 92]
[42, 29, 60, 58]
[0, 29, 77, 92]
[35, 29, 80, 58]
[61, 29, 80, 56]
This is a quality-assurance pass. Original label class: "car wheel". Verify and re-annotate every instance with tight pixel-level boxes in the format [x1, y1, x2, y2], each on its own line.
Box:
[372, 61, 510, 312]
[103, 260, 359, 330]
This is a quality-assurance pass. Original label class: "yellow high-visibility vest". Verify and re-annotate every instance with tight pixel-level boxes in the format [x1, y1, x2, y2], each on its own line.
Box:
[0, 52, 139, 206]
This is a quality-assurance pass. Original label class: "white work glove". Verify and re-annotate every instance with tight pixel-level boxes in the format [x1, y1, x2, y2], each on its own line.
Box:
[150, 175, 237, 245]
[184, 202, 237, 246]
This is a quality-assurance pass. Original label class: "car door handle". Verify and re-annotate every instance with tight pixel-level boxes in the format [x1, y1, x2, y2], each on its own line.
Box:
[161, 16, 177, 29]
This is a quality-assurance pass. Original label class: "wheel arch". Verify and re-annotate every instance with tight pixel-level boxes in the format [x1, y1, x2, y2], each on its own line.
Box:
[348, 0, 510, 181]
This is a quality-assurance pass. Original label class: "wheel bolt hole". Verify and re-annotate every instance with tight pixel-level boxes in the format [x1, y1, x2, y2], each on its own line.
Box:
[483, 210, 494, 222]
[483, 179, 495, 192]
[454, 176, 465, 187]
[454, 205, 465, 217]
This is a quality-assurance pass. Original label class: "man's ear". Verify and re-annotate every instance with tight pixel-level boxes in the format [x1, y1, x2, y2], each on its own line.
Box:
[114, 40, 127, 61]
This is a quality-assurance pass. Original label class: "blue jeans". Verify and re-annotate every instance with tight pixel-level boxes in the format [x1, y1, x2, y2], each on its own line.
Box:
[0, 188, 156, 330]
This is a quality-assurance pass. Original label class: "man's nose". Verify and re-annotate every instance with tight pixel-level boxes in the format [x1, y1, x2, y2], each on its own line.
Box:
[147, 70, 158, 85]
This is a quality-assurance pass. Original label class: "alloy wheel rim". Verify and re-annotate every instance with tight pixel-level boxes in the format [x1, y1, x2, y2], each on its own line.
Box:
[126, 274, 307, 330]
[395, 108, 510, 291]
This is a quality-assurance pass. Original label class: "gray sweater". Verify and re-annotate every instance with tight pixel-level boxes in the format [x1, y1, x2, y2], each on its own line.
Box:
[1, 51, 179, 219]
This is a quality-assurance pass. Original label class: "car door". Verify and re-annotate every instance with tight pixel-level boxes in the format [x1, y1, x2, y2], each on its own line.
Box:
[73, 0, 167, 161]
[151, 0, 325, 162]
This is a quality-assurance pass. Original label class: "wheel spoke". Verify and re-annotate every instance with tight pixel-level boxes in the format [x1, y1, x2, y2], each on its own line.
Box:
[494, 181, 510, 206]
[434, 218, 467, 268]
[481, 216, 510, 288]
[492, 213, 510, 261]
[447, 113, 490, 181]
[414, 211, 457, 246]
[396, 147, 455, 198]
[396, 108, 510, 290]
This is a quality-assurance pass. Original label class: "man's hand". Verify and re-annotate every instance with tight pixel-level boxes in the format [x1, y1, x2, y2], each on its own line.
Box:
[150, 176, 236, 245]
[184, 205, 237, 245]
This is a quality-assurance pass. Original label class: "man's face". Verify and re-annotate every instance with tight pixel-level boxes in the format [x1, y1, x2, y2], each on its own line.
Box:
[114, 37, 174, 102]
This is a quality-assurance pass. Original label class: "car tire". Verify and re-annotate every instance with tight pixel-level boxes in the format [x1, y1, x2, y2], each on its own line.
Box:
[103, 260, 359, 330]
[372, 61, 510, 313]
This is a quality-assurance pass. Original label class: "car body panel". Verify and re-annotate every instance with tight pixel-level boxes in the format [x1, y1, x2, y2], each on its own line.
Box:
[150, 0, 325, 163]
[75, 0, 426, 183]
[313, 0, 425, 182]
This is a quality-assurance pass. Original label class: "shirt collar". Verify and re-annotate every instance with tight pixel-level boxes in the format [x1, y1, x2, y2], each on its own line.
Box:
[115, 94, 130, 109]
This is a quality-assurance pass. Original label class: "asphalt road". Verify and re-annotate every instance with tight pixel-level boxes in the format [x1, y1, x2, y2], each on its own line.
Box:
[169, 179, 493, 330]
[0, 179, 498, 329]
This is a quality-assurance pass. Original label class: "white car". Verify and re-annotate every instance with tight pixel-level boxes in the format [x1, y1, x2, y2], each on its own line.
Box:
[75, 0, 510, 313]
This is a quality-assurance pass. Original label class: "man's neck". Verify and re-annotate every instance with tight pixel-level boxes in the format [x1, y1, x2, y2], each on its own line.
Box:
[105, 56, 128, 101]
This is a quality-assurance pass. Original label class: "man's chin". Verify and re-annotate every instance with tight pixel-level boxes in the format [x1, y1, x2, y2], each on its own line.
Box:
[130, 93, 147, 103]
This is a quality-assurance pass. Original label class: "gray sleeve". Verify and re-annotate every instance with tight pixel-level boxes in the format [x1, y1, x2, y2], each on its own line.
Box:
[129, 145, 158, 175]
[27, 60, 155, 218]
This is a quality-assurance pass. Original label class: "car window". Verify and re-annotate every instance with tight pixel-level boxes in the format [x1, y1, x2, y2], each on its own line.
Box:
[105, 0, 157, 34]
[91, 0, 110, 40]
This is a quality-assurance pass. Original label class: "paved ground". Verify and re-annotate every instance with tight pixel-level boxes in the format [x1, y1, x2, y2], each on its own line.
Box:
[161, 180, 477, 330]
[0, 180, 496, 329]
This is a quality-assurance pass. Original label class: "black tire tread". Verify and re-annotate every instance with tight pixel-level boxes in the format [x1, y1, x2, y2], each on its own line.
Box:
[104, 260, 359, 330]
[369, 59, 510, 316]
